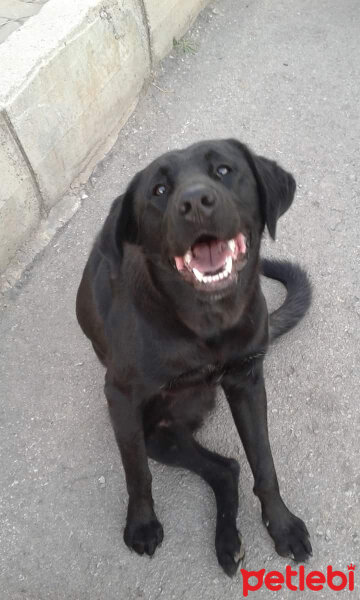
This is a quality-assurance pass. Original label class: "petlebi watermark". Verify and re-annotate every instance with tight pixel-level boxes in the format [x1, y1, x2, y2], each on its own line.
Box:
[239, 564, 355, 596]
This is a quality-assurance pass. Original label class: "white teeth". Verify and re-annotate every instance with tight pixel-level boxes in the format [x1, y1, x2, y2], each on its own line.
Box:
[192, 256, 233, 285]
[192, 268, 204, 282]
[228, 239, 236, 253]
[225, 256, 233, 273]
[184, 251, 192, 265]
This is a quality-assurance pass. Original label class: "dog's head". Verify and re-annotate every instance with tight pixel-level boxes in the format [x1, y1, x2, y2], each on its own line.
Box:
[100, 139, 295, 297]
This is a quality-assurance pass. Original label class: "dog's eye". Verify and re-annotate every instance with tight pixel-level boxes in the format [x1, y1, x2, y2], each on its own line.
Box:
[216, 165, 231, 177]
[153, 184, 167, 196]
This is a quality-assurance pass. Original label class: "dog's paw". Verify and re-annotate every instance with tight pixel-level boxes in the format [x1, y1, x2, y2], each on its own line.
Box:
[216, 524, 245, 577]
[265, 511, 312, 562]
[124, 517, 164, 556]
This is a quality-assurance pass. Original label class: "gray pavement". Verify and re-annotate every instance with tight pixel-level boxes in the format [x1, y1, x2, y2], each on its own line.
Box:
[1, 0, 359, 598]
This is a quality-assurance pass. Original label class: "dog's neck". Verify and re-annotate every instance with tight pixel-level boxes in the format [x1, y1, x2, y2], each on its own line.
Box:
[144, 250, 262, 339]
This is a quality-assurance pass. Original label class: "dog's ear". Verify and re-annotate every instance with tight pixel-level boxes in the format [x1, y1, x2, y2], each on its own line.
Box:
[97, 177, 139, 276]
[228, 139, 296, 239]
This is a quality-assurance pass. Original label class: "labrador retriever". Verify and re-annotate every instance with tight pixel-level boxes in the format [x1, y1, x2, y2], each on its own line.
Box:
[76, 139, 312, 576]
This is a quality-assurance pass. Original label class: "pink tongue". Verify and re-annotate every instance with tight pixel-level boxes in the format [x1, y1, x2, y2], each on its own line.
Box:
[189, 240, 230, 273]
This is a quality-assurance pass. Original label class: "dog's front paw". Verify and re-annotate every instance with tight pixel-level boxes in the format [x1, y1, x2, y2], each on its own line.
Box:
[265, 509, 312, 562]
[216, 524, 245, 577]
[124, 517, 164, 556]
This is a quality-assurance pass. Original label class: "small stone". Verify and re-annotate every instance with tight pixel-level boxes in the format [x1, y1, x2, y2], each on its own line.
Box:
[325, 529, 331, 541]
[98, 476, 106, 487]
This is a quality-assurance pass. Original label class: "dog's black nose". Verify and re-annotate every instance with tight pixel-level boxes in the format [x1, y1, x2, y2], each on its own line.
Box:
[178, 185, 217, 220]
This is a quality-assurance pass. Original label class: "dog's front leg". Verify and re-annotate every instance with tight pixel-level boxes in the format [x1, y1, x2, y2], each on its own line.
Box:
[222, 361, 312, 562]
[104, 378, 163, 556]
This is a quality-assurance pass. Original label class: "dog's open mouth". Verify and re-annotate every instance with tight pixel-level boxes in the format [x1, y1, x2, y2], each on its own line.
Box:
[174, 233, 247, 291]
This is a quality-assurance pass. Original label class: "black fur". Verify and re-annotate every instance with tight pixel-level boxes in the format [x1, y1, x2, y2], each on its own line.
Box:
[98, 175, 140, 276]
[76, 139, 312, 576]
[262, 259, 312, 342]
[228, 139, 296, 239]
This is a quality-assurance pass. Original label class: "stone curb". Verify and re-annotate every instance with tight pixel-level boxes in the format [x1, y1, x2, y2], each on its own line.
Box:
[0, 0, 209, 275]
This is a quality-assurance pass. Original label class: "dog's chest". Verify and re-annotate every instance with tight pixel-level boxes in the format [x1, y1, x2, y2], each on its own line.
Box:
[162, 351, 263, 392]
[163, 362, 225, 391]
[142, 321, 263, 393]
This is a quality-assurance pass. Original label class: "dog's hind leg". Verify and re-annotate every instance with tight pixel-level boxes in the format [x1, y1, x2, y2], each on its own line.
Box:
[146, 422, 244, 577]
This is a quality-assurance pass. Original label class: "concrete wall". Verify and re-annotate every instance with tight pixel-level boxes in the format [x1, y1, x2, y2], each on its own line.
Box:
[0, 112, 41, 272]
[0, 0, 210, 274]
[143, 0, 209, 63]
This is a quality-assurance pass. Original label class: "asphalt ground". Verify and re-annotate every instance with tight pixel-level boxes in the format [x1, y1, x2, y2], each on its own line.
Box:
[1, 0, 359, 598]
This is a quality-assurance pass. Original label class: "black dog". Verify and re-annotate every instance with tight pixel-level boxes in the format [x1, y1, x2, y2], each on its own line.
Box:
[76, 139, 312, 576]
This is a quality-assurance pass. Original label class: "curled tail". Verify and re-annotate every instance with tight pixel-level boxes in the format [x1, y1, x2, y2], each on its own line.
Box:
[261, 258, 312, 343]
